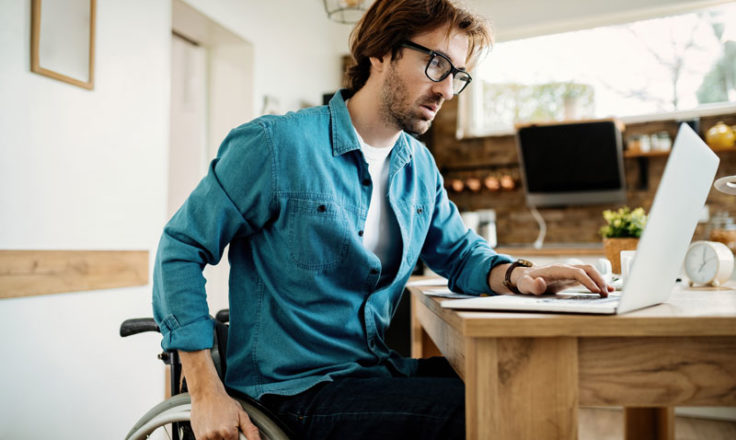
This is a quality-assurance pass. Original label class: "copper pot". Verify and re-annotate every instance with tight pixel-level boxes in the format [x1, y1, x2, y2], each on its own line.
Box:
[465, 177, 482, 192]
[448, 178, 465, 193]
[483, 175, 500, 191]
[500, 174, 515, 191]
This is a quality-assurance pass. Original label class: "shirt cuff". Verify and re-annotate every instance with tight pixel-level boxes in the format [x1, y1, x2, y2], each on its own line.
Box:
[159, 314, 215, 352]
[466, 252, 514, 295]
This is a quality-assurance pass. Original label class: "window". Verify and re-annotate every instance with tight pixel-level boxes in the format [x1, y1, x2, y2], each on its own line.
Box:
[460, 2, 736, 136]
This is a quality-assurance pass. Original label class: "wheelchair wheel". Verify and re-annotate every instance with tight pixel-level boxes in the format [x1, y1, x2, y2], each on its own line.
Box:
[125, 393, 290, 440]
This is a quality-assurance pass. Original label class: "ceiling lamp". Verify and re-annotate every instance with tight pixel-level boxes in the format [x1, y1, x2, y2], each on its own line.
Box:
[323, 0, 369, 24]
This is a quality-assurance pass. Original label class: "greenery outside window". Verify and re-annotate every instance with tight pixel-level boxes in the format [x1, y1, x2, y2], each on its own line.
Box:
[459, 2, 736, 137]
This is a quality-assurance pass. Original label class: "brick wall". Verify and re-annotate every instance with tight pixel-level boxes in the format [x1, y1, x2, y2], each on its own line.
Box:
[427, 99, 736, 245]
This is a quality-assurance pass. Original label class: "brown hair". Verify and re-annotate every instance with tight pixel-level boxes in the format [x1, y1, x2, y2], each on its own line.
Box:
[346, 0, 493, 93]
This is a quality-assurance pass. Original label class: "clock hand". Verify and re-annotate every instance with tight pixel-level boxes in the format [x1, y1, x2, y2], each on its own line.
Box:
[698, 258, 707, 272]
[698, 248, 708, 271]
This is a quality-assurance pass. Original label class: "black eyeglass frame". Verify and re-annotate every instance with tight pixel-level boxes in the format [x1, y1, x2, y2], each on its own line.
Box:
[399, 40, 472, 95]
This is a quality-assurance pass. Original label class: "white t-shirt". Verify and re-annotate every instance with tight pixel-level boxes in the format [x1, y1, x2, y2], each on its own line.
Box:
[353, 129, 402, 284]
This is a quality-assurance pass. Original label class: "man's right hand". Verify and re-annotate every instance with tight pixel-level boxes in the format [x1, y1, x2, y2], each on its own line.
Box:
[179, 350, 262, 440]
[189, 388, 260, 440]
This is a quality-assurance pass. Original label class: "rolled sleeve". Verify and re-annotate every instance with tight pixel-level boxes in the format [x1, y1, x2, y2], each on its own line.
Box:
[159, 315, 215, 352]
[420, 164, 513, 295]
[453, 249, 514, 294]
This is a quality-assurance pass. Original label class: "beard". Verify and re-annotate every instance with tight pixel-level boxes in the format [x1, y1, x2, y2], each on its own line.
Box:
[380, 62, 443, 136]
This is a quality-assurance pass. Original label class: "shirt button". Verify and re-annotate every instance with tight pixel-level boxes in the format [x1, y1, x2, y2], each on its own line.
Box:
[317, 205, 327, 212]
[358, 230, 364, 236]
[362, 178, 371, 186]
[370, 268, 379, 275]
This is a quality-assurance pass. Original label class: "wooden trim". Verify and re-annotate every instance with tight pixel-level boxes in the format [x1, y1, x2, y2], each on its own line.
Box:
[30, 0, 96, 90]
[0, 250, 149, 299]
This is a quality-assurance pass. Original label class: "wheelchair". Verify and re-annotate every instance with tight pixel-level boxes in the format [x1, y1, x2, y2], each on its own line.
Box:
[120, 309, 293, 440]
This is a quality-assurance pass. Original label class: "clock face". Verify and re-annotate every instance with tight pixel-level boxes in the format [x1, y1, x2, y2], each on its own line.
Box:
[684, 243, 719, 284]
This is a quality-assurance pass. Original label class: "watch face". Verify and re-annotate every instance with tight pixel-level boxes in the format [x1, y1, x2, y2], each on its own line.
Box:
[684, 243, 718, 284]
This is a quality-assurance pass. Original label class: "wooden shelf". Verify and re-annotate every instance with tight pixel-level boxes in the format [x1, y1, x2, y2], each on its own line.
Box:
[495, 246, 603, 257]
[624, 145, 735, 158]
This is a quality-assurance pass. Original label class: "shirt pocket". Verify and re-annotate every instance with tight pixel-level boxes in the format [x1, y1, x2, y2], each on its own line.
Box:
[285, 198, 350, 272]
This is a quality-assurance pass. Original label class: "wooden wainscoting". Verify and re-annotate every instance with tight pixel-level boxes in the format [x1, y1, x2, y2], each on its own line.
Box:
[0, 250, 149, 299]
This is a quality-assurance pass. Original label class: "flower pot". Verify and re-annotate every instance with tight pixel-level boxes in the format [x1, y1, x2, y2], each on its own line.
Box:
[603, 237, 640, 274]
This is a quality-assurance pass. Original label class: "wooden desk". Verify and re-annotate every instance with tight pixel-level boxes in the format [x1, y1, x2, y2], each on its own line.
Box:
[409, 283, 736, 440]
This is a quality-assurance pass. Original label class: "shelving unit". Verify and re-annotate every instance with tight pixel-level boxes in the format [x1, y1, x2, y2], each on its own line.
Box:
[624, 144, 735, 159]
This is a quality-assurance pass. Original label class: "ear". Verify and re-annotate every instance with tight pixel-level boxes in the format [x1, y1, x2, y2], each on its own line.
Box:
[368, 57, 386, 72]
[369, 53, 391, 73]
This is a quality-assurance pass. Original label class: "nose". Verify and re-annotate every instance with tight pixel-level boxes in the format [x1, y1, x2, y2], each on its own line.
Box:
[432, 74, 455, 100]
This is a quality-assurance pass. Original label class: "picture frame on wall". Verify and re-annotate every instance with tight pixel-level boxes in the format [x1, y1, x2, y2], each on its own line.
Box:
[31, 0, 96, 90]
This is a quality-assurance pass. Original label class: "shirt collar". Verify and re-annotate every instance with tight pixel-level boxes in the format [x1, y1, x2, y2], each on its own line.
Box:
[328, 89, 414, 162]
[329, 90, 361, 157]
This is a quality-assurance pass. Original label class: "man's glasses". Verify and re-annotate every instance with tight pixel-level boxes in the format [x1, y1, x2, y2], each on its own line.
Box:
[400, 41, 472, 95]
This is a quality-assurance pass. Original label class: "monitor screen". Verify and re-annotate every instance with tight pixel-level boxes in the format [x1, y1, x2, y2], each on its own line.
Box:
[516, 120, 626, 207]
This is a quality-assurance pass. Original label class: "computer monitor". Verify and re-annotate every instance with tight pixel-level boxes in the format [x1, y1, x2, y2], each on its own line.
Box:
[516, 120, 626, 207]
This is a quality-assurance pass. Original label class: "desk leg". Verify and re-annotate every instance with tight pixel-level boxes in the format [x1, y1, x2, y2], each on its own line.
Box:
[410, 291, 442, 359]
[465, 337, 579, 440]
[624, 407, 674, 440]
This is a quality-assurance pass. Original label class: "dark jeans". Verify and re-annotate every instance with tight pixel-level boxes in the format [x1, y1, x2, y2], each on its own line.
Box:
[259, 357, 464, 440]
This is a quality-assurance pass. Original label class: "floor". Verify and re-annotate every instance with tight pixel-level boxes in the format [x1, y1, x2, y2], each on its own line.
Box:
[579, 407, 736, 440]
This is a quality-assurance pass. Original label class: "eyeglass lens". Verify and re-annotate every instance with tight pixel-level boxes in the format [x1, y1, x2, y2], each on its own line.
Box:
[426, 55, 470, 94]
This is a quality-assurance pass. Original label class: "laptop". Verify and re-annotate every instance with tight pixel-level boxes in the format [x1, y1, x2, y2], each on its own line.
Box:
[443, 123, 720, 315]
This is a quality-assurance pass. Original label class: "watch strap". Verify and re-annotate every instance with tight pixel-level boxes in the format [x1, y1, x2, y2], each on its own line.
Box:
[503, 259, 534, 294]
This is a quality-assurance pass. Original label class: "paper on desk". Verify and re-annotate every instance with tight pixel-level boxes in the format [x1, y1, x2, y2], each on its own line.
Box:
[406, 277, 448, 287]
[423, 288, 476, 299]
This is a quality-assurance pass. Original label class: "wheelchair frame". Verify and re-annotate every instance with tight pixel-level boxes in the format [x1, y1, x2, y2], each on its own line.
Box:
[120, 310, 293, 440]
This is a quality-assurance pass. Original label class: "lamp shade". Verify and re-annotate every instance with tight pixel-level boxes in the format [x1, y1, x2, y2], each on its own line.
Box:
[323, 0, 369, 24]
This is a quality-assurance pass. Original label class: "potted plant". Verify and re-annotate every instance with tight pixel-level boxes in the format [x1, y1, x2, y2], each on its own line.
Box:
[599, 207, 647, 274]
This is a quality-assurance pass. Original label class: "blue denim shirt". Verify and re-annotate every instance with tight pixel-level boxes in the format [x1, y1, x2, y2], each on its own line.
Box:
[153, 90, 513, 399]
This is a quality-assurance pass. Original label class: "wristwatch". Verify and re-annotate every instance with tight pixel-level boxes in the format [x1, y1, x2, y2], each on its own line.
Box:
[503, 259, 534, 294]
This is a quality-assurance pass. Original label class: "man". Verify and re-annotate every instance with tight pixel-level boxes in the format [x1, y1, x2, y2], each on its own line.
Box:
[153, 0, 612, 439]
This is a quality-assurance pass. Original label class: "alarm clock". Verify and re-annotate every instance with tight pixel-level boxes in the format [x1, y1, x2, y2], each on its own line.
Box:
[684, 240, 735, 287]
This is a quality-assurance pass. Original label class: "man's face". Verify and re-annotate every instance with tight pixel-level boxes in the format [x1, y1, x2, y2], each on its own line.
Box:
[379, 25, 470, 136]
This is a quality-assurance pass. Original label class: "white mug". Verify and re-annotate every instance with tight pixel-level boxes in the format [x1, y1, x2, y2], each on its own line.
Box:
[596, 258, 613, 283]
[460, 211, 480, 232]
[620, 250, 637, 281]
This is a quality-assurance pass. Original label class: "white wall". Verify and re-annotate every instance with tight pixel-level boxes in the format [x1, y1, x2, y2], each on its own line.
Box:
[182, 0, 349, 114]
[0, 0, 345, 438]
[0, 0, 170, 438]
[0, 0, 170, 249]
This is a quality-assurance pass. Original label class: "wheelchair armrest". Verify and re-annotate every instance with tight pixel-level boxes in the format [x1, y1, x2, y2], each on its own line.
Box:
[215, 309, 230, 323]
[120, 318, 160, 337]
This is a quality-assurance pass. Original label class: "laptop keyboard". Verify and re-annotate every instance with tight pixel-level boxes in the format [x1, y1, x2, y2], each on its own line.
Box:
[539, 292, 621, 304]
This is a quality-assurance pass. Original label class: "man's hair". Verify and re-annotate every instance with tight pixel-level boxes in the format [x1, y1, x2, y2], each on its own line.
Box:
[346, 0, 493, 93]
